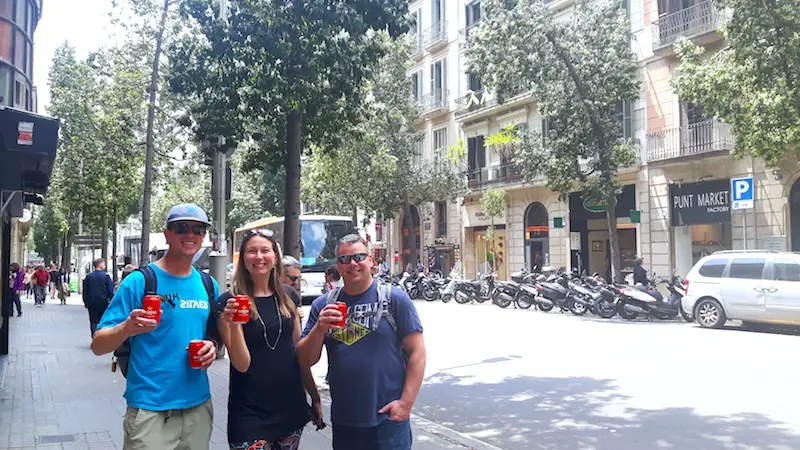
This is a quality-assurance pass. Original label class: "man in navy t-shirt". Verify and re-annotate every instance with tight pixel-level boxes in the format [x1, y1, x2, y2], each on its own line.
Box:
[298, 234, 426, 450]
[91, 204, 219, 450]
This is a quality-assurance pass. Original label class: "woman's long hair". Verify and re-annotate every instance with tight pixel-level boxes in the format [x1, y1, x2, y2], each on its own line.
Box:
[231, 232, 296, 320]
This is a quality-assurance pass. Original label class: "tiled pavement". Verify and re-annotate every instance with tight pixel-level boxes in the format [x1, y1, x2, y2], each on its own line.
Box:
[0, 294, 497, 450]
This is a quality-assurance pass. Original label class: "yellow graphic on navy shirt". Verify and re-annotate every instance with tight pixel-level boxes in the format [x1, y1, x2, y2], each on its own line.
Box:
[330, 322, 371, 345]
[328, 301, 381, 346]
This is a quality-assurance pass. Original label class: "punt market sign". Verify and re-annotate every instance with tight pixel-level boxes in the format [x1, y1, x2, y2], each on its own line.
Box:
[670, 179, 731, 226]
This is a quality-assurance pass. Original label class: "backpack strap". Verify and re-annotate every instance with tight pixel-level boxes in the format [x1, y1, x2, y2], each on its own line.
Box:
[375, 281, 409, 364]
[326, 287, 343, 305]
[199, 271, 221, 348]
[199, 271, 215, 303]
[137, 265, 158, 297]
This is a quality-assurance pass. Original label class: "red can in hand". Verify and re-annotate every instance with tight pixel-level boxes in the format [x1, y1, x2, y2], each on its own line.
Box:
[335, 302, 347, 327]
[233, 295, 251, 324]
[188, 340, 205, 369]
[142, 295, 161, 323]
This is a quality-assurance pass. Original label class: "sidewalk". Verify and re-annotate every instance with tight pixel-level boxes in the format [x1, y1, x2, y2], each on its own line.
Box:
[0, 294, 496, 450]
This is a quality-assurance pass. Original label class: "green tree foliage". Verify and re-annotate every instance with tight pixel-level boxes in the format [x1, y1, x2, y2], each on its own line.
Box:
[467, 0, 638, 281]
[33, 202, 67, 265]
[480, 188, 506, 243]
[169, 0, 409, 257]
[44, 42, 148, 259]
[672, 1, 800, 167]
[301, 33, 465, 262]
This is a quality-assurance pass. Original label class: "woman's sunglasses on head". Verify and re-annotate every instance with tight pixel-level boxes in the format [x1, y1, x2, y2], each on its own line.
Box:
[337, 253, 369, 265]
[168, 222, 208, 236]
[244, 228, 275, 240]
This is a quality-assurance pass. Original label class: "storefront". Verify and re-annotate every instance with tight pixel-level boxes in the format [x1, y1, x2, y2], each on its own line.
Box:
[670, 179, 732, 277]
[524, 202, 549, 270]
[569, 185, 638, 280]
[0, 107, 59, 355]
[462, 202, 508, 280]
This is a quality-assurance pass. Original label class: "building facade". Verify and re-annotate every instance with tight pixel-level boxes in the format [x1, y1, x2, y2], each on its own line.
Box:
[1, 0, 57, 356]
[367, 0, 794, 282]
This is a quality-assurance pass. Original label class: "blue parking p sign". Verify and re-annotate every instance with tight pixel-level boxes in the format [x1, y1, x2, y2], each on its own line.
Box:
[731, 177, 754, 210]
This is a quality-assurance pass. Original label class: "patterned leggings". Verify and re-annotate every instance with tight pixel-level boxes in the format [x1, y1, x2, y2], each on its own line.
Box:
[230, 427, 303, 450]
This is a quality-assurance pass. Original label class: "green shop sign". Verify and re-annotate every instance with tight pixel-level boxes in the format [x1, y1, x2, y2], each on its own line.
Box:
[583, 196, 617, 213]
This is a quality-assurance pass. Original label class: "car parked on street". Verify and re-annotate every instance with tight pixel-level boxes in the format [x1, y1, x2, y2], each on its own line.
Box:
[682, 250, 800, 329]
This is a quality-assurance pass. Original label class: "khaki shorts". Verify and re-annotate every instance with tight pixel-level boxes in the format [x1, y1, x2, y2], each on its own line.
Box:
[123, 399, 213, 450]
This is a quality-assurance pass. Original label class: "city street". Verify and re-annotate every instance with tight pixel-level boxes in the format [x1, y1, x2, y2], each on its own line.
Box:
[2, 294, 800, 449]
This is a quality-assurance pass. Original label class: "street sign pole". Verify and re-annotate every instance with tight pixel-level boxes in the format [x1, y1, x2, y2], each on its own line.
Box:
[731, 177, 754, 250]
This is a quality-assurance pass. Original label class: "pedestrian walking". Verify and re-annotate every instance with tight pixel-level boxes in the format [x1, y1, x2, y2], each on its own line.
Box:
[23, 267, 32, 299]
[58, 266, 70, 304]
[49, 264, 59, 300]
[298, 234, 426, 450]
[90, 203, 219, 450]
[9, 262, 23, 316]
[115, 264, 136, 292]
[321, 265, 340, 294]
[82, 258, 114, 337]
[217, 228, 322, 450]
[32, 265, 49, 307]
[281, 256, 304, 321]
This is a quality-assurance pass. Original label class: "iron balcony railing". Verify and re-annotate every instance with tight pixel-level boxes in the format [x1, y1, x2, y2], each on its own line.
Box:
[651, 0, 724, 50]
[420, 89, 450, 114]
[467, 163, 524, 189]
[458, 21, 481, 49]
[423, 21, 448, 48]
[646, 119, 734, 162]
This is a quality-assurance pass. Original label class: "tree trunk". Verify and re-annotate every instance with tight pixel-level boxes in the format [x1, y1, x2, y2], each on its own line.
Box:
[101, 213, 109, 268]
[112, 206, 118, 283]
[283, 110, 302, 258]
[60, 226, 73, 272]
[139, 0, 170, 266]
[606, 200, 622, 283]
[351, 206, 358, 229]
[402, 201, 417, 267]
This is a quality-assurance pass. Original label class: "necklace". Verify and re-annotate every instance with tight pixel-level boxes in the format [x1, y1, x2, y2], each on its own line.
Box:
[256, 295, 282, 351]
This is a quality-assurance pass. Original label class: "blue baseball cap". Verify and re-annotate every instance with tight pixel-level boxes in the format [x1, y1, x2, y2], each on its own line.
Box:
[165, 204, 211, 226]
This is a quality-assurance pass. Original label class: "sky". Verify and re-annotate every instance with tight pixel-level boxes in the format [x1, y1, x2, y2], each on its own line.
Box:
[33, 0, 114, 113]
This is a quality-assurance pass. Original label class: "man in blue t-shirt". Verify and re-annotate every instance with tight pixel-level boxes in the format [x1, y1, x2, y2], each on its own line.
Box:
[298, 234, 426, 450]
[91, 204, 220, 450]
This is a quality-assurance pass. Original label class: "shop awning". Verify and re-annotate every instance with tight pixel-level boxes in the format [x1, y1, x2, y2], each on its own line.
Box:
[0, 107, 59, 215]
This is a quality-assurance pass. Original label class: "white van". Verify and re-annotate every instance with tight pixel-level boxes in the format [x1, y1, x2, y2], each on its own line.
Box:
[681, 250, 800, 329]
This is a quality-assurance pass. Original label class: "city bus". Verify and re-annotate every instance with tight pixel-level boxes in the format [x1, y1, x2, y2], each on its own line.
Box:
[233, 215, 355, 299]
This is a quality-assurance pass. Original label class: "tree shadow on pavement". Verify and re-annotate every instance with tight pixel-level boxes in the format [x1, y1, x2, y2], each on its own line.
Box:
[416, 373, 798, 450]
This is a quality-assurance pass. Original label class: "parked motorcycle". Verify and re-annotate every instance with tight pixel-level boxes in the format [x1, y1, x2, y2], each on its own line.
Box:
[454, 273, 494, 304]
[615, 273, 692, 321]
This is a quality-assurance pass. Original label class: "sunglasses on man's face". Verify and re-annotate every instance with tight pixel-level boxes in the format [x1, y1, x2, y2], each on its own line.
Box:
[287, 275, 301, 282]
[244, 228, 275, 240]
[168, 222, 208, 236]
[337, 253, 369, 265]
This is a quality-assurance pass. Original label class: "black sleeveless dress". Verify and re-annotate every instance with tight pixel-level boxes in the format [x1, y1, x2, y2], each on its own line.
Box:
[219, 289, 309, 443]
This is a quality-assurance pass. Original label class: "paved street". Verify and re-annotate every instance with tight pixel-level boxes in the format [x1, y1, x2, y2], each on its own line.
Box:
[0, 294, 491, 450]
[2, 293, 800, 449]
[414, 301, 800, 450]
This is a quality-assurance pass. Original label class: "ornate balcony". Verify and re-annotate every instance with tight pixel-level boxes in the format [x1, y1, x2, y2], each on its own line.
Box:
[467, 163, 524, 190]
[420, 89, 450, 117]
[646, 119, 734, 162]
[423, 21, 448, 51]
[651, 0, 725, 52]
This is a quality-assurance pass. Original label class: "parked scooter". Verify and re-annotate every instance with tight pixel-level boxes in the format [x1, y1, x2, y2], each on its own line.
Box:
[453, 273, 494, 304]
[532, 272, 573, 313]
[615, 273, 693, 321]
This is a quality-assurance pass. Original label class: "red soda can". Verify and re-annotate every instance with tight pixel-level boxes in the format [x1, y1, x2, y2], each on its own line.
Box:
[335, 302, 347, 327]
[142, 295, 161, 323]
[233, 295, 251, 324]
[188, 340, 205, 369]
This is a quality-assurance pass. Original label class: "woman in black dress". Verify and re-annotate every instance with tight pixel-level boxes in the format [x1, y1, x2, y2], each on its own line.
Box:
[218, 228, 322, 450]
